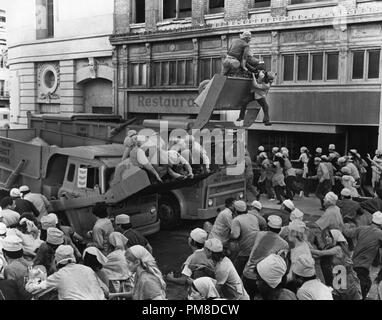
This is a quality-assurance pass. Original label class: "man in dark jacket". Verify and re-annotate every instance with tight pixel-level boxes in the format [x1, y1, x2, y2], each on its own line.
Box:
[10, 188, 39, 218]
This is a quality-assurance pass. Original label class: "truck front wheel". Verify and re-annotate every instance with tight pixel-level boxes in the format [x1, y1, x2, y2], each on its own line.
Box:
[159, 194, 181, 230]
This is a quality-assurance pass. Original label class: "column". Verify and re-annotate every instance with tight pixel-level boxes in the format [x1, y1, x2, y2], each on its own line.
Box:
[60, 60, 84, 113]
[377, 44, 382, 149]
[114, 0, 131, 34]
[192, 0, 206, 26]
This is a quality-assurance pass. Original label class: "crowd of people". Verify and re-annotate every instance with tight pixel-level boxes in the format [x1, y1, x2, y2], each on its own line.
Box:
[248, 144, 379, 210]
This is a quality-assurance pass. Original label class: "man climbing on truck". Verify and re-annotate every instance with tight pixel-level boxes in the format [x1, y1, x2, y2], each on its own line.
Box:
[222, 30, 252, 77]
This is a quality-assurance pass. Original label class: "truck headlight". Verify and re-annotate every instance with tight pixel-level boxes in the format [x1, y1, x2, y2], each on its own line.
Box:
[150, 207, 157, 215]
[239, 193, 244, 199]
[208, 199, 214, 207]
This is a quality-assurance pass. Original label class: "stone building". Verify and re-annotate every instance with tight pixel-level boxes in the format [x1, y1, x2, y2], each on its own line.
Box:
[111, 0, 382, 157]
[0, 8, 10, 127]
[7, 0, 115, 128]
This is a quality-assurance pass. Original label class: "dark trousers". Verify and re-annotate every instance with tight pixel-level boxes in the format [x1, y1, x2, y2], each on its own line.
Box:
[256, 98, 270, 123]
[354, 267, 371, 300]
[320, 256, 334, 286]
[242, 275, 258, 300]
[274, 185, 286, 203]
[234, 256, 249, 278]
[285, 176, 297, 200]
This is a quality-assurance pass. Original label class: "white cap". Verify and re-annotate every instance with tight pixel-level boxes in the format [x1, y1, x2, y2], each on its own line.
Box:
[83, 247, 108, 266]
[204, 238, 223, 253]
[2, 235, 22, 252]
[127, 130, 137, 138]
[115, 214, 130, 225]
[314, 157, 322, 162]
[190, 228, 208, 245]
[338, 157, 347, 164]
[19, 185, 30, 193]
[55, 245, 75, 265]
[268, 215, 282, 229]
[282, 199, 295, 211]
[41, 213, 58, 230]
[272, 147, 279, 153]
[288, 220, 306, 234]
[324, 192, 338, 205]
[290, 208, 304, 221]
[234, 200, 247, 213]
[258, 146, 265, 152]
[372, 211, 382, 226]
[251, 200, 262, 211]
[341, 188, 352, 197]
[0, 222, 7, 236]
[257, 254, 287, 289]
[316, 148, 322, 153]
[329, 144, 336, 150]
[10, 188, 20, 198]
[300, 146, 308, 153]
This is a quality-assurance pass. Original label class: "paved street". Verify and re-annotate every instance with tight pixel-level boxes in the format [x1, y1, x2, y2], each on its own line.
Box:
[148, 194, 380, 300]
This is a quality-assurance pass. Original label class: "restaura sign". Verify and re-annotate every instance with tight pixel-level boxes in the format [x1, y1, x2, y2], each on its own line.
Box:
[129, 92, 199, 114]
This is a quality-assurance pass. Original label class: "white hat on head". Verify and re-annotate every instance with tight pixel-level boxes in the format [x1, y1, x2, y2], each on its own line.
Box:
[19, 185, 30, 193]
[329, 144, 336, 150]
[324, 192, 338, 204]
[290, 208, 304, 221]
[341, 188, 352, 197]
[292, 254, 316, 277]
[234, 200, 247, 213]
[372, 211, 382, 226]
[316, 148, 322, 154]
[257, 254, 287, 289]
[55, 245, 75, 265]
[314, 157, 321, 162]
[190, 228, 208, 245]
[258, 146, 265, 152]
[251, 200, 262, 211]
[10, 188, 20, 198]
[204, 238, 223, 253]
[282, 199, 295, 211]
[115, 214, 130, 225]
[272, 147, 279, 153]
[288, 220, 306, 234]
[127, 130, 138, 138]
[0, 222, 7, 236]
[338, 157, 347, 164]
[240, 30, 251, 39]
[46, 228, 64, 246]
[83, 247, 108, 266]
[2, 235, 22, 252]
[41, 214, 58, 230]
[268, 215, 282, 229]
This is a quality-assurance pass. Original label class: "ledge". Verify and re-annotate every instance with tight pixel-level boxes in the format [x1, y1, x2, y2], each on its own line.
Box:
[287, 0, 338, 11]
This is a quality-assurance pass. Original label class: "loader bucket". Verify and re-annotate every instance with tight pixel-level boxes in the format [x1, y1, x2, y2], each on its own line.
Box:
[192, 74, 253, 129]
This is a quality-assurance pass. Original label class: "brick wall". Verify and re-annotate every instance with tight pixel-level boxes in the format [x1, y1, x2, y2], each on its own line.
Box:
[225, 0, 249, 20]
[338, 0, 357, 10]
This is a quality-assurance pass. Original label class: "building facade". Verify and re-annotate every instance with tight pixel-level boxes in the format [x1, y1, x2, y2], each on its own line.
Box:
[0, 9, 10, 128]
[111, 0, 382, 157]
[7, 0, 115, 128]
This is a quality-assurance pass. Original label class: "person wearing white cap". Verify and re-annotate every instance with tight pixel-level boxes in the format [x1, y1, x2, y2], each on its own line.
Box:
[338, 156, 361, 183]
[0, 196, 20, 227]
[248, 201, 267, 230]
[255, 254, 296, 300]
[19, 185, 51, 221]
[26, 245, 107, 300]
[292, 254, 333, 300]
[13, 216, 43, 260]
[279, 208, 305, 241]
[263, 200, 294, 229]
[166, 228, 214, 286]
[242, 215, 289, 299]
[308, 157, 332, 210]
[272, 154, 287, 204]
[222, 30, 251, 76]
[315, 192, 344, 232]
[90, 203, 114, 255]
[282, 149, 297, 201]
[208, 198, 236, 246]
[230, 201, 263, 276]
[367, 152, 382, 194]
[309, 228, 362, 300]
[340, 173, 359, 198]
[188, 277, 221, 300]
[2, 235, 31, 297]
[204, 238, 249, 300]
[114, 214, 152, 253]
[336, 188, 362, 224]
[328, 144, 340, 159]
[292, 147, 311, 197]
[83, 246, 109, 288]
[10, 189, 40, 218]
[33, 227, 65, 276]
[343, 211, 382, 299]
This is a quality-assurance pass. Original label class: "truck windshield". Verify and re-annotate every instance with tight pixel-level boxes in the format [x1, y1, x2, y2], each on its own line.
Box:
[80, 165, 100, 189]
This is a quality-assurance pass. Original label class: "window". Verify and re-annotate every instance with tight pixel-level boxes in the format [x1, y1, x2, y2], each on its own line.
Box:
[163, 0, 191, 19]
[199, 57, 222, 82]
[134, 0, 145, 23]
[326, 52, 338, 80]
[297, 54, 308, 81]
[253, 55, 272, 71]
[3, 114, 8, 120]
[86, 167, 100, 189]
[283, 55, 294, 81]
[352, 49, 380, 80]
[0, 80, 4, 96]
[47, 0, 54, 38]
[209, 0, 224, 14]
[0, 16, 5, 22]
[312, 53, 323, 80]
[153, 59, 194, 86]
[282, 51, 338, 82]
[130, 63, 147, 86]
[290, 0, 329, 4]
[249, 0, 271, 8]
[67, 164, 75, 182]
